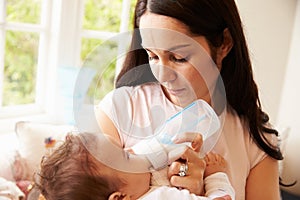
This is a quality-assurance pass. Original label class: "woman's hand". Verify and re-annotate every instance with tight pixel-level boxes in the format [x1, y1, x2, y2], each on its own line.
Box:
[173, 132, 203, 152]
[213, 195, 232, 200]
[167, 147, 206, 195]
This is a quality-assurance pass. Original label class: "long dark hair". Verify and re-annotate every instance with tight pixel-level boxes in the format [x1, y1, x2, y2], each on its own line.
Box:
[116, 0, 283, 161]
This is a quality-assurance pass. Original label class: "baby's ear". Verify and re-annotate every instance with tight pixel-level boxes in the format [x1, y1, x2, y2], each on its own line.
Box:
[108, 192, 128, 200]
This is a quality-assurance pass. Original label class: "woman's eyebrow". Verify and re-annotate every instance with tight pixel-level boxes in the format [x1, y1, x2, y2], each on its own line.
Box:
[168, 44, 191, 52]
[141, 43, 191, 52]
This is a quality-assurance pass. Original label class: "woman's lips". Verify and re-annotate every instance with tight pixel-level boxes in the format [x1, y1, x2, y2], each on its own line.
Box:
[167, 88, 186, 96]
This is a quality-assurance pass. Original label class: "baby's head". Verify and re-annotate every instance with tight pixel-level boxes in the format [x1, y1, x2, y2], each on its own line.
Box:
[35, 133, 151, 200]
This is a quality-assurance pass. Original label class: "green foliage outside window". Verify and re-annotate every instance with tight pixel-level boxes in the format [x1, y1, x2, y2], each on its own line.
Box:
[6, 0, 41, 24]
[3, 31, 38, 106]
[81, 0, 137, 103]
[83, 0, 123, 32]
[81, 38, 118, 104]
[2, 0, 137, 106]
[2, 0, 41, 106]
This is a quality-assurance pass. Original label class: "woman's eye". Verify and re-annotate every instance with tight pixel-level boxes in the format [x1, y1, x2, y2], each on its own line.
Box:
[148, 55, 158, 61]
[172, 55, 187, 63]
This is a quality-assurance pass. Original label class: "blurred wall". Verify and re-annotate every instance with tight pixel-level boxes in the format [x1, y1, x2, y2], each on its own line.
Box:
[276, 1, 300, 196]
[237, 0, 300, 195]
[236, 0, 297, 124]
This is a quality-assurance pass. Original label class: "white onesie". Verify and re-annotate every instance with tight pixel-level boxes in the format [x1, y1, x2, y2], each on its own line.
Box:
[139, 172, 235, 200]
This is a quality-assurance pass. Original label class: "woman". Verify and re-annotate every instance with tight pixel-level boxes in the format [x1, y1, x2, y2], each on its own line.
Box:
[95, 0, 283, 199]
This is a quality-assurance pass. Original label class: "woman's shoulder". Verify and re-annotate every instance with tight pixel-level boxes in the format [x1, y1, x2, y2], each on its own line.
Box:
[132, 82, 162, 95]
[222, 105, 245, 131]
[225, 105, 277, 145]
[98, 82, 167, 118]
[115, 82, 165, 103]
[219, 106, 257, 155]
[98, 82, 160, 103]
[223, 105, 274, 168]
[112, 82, 161, 96]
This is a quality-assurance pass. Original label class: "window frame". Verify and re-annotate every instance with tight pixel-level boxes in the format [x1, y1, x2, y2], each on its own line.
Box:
[0, 0, 54, 133]
[0, 0, 134, 133]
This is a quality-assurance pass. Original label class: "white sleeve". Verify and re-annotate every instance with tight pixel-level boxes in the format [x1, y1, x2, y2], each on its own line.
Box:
[139, 174, 235, 200]
[204, 172, 235, 200]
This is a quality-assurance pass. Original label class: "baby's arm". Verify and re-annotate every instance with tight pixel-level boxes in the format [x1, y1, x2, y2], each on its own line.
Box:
[204, 153, 235, 200]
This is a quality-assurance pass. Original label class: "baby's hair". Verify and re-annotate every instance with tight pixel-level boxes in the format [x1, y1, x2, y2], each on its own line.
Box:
[34, 133, 124, 200]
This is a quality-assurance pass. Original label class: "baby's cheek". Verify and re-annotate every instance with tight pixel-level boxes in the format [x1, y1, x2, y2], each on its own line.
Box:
[132, 173, 152, 198]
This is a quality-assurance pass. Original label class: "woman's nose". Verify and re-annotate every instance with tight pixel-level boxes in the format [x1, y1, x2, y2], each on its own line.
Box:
[156, 64, 177, 83]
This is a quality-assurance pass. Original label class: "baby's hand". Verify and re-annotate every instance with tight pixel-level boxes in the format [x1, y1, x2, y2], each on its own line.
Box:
[204, 152, 227, 177]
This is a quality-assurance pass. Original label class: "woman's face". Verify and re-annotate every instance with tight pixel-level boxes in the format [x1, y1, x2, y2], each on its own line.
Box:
[139, 12, 220, 107]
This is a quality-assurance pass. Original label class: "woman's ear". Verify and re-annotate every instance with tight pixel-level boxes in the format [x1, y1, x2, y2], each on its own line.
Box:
[220, 28, 233, 57]
[108, 192, 129, 200]
[216, 28, 233, 67]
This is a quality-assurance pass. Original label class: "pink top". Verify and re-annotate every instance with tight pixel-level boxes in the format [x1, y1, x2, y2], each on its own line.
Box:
[98, 82, 274, 200]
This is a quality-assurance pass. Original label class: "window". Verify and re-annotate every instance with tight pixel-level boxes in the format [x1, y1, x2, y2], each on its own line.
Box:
[0, 0, 54, 133]
[81, 0, 136, 103]
[0, 0, 136, 133]
[0, 0, 49, 112]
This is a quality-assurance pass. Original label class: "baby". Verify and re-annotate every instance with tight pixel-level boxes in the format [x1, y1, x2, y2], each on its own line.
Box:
[33, 133, 234, 200]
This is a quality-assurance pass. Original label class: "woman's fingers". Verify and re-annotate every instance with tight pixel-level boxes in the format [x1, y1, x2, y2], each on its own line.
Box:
[169, 173, 204, 194]
[172, 132, 203, 152]
[168, 147, 206, 195]
[179, 146, 204, 164]
[191, 133, 203, 152]
[213, 195, 232, 200]
[168, 148, 203, 178]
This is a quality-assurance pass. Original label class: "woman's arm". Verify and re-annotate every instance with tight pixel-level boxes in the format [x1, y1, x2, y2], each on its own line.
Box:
[95, 108, 122, 146]
[245, 156, 281, 200]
